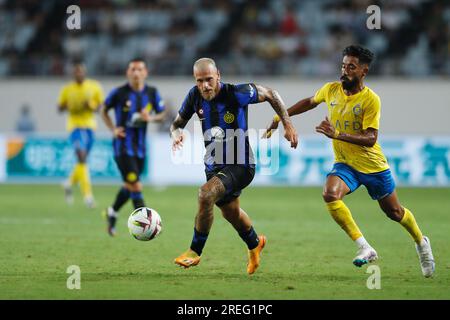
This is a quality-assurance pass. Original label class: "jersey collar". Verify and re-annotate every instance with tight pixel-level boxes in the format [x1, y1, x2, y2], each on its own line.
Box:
[339, 83, 368, 100]
[215, 82, 224, 98]
[127, 83, 147, 93]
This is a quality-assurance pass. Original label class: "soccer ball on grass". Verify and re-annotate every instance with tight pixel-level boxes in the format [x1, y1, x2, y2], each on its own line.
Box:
[127, 207, 162, 241]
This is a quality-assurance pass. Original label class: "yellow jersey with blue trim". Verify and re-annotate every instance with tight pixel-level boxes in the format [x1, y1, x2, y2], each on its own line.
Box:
[58, 79, 104, 131]
[313, 81, 389, 173]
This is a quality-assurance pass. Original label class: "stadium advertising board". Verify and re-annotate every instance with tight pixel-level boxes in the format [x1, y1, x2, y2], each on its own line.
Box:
[5, 136, 123, 181]
[3, 135, 449, 186]
[150, 134, 450, 187]
[0, 135, 6, 182]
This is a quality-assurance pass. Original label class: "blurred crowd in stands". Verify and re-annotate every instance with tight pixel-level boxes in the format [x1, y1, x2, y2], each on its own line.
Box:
[0, 0, 449, 77]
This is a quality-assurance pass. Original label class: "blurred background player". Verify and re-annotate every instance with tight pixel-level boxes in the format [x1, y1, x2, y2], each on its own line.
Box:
[264, 45, 435, 277]
[170, 58, 298, 274]
[101, 58, 166, 236]
[57, 61, 104, 208]
[15, 103, 36, 135]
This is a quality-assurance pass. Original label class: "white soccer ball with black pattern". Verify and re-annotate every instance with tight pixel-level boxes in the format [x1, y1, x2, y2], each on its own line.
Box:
[127, 207, 162, 241]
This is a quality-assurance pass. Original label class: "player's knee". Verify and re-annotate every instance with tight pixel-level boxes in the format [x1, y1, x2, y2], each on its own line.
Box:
[383, 206, 404, 222]
[221, 207, 239, 221]
[126, 182, 141, 193]
[198, 187, 215, 207]
[322, 189, 341, 203]
[76, 150, 87, 163]
[221, 210, 230, 220]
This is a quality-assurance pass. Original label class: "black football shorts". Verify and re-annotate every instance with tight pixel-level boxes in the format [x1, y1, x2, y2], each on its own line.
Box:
[205, 165, 255, 207]
[114, 155, 145, 183]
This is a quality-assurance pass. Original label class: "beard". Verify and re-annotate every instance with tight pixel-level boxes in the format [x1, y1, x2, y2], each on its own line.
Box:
[201, 91, 216, 101]
[200, 86, 220, 100]
[340, 75, 359, 91]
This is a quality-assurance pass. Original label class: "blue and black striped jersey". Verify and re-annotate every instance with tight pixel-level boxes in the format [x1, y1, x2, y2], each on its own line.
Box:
[179, 82, 258, 172]
[104, 83, 165, 158]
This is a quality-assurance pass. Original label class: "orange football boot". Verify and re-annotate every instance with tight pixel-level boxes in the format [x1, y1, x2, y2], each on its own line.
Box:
[174, 249, 201, 268]
[247, 235, 267, 275]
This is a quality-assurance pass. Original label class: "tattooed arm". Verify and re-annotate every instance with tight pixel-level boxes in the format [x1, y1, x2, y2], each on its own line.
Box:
[254, 84, 298, 148]
[170, 114, 189, 151]
[263, 96, 319, 139]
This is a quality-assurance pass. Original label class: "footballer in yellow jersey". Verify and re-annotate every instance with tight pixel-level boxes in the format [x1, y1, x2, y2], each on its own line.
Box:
[313, 81, 389, 174]
[57, 61, 104, 209]
[264, 45, 434, 277]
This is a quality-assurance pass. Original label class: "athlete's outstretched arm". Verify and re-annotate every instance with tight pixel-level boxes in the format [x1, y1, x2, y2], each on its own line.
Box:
[254, 84, 298, 148]
[170, 114, 189, 151]
[315, 116, 378, 147]
[263, 96, 319, 138]
[287, 96, 320, 116]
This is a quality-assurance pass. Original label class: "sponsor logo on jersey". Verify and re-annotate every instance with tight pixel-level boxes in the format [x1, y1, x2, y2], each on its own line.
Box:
[353, 104, 362, 115]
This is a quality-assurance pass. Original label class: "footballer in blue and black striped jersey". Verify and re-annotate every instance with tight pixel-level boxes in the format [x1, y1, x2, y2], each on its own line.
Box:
[178, 82, 258, 173]
[171, 58, 298, 273]
[104, 82, 165, 159]
[101, 58, 166, 237]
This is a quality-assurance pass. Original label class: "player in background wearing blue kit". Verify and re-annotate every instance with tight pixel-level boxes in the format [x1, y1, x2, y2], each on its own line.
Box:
[101, 58, 166, 236]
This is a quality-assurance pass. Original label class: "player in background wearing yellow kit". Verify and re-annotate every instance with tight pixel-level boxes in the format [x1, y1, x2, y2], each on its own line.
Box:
[58, 61, 104, 209]
[264, 45, 435, 277]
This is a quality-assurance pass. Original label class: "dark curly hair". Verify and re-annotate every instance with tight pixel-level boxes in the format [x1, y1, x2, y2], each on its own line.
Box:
[342, 45, 374, 66]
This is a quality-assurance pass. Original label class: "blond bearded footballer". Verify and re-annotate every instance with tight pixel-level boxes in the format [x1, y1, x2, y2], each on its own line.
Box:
[171, 58, 298, 274]
[264, 45, 435, 277]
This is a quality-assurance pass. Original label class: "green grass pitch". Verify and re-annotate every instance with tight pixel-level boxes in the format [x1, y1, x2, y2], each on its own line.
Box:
[0, 184, 449, 299]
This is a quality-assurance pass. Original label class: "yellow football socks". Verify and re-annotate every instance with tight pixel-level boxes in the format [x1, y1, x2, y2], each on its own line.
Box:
[399, 208, 423, 244]
[69, 164, 81, 185]
[326, 200, 363, 241]
[78, 163, 92, 198]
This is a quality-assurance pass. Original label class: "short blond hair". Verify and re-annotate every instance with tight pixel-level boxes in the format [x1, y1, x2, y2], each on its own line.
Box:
[193, 57, 217, 71]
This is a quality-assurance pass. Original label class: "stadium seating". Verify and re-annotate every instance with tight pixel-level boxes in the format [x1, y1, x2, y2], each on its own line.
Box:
[0, 0, 449, 76]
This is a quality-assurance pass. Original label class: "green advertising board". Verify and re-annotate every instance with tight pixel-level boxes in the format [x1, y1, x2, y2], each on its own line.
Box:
[6, 136, 131, 180]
